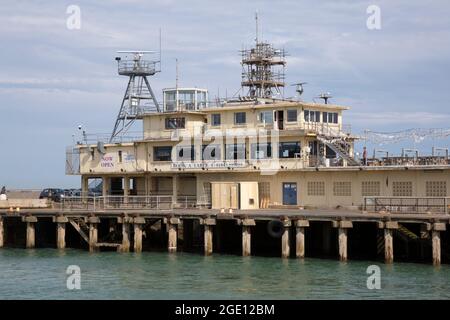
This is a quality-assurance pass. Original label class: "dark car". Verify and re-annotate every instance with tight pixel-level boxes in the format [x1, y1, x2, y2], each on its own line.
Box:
[39, 188, 65, 202]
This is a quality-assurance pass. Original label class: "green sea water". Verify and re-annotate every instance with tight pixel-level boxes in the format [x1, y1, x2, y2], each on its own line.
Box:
[0, 248, 449, 300]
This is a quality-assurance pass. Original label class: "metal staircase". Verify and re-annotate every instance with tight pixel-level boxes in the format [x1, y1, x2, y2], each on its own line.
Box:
[316, 129, 359, 166]
[68, 217, 89, 243]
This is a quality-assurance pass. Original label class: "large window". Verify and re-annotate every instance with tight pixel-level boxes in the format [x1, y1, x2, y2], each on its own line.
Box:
[279, 142, 301, 158]
[304, 110, 321, 122]
[165, 117, 185, 129]
[323, 112, 338, 124]
[176, 145, 195, 161]
[202, 144, 221, 160]
[211, 114, 221, 126]
[251, 143, 272, 159]
[258, 111, 273, 124]
[234, 112, 246, 125]
[287, 109, 298, 122]
[225, 144, 246, 160]
[153, 146, 172, 161]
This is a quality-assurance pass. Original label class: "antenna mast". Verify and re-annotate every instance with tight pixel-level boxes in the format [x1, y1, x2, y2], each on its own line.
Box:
[110, 50, 161, 142]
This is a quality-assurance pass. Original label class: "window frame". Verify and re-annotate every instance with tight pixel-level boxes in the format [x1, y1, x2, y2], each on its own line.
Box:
[234, 112, 247, 125]
[286, 109, 298, 122]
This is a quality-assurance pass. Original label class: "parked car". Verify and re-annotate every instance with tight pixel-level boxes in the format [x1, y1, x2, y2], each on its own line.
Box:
[39, 188, 65, 202]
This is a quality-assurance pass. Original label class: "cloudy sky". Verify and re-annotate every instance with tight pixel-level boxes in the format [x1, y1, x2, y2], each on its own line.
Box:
[1, 0, 450, 188]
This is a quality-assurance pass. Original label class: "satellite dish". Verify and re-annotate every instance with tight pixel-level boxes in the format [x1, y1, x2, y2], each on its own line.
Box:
[291, 82, 307, 99]
[97, 141, 106, 154]
[317, 92, 332, 104]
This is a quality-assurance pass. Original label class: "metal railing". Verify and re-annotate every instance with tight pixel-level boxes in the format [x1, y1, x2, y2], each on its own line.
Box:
[363, 197, 450, 214]
[61, 195, 173, 211]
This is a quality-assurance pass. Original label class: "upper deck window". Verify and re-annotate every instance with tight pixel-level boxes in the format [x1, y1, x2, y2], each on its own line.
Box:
[287, 109, 297, 122]
[279, 142, 301, 158]
[202, 144, 221, 160]
[258, 111, 273, 124]
[165, 117, 185, 129]
[304, 110, 321, 122]
[251, 143, 272, 159]
[323, 112, 338, 124]
[211, 114, 221, 126]
[225, 143, 246, 160]
[176, 145, 195, 161]
[234, 112, 246, 125]
[153, 146, 172, 161]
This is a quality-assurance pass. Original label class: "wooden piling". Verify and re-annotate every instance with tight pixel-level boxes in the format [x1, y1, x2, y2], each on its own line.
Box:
[201, 218, 216, 256]
[165, 217, 180, 253]
[0, 217, 4, 248]
[22, 216, 37, 249]
[295, 220, 309, 259]
[133, 217, 145, 253]
[281, 220, 291, 258]
[239, 219, 255, 257]
[432, 223, 446, 266]
[88, 217, 100, 252]
[383, 221, 398, 264]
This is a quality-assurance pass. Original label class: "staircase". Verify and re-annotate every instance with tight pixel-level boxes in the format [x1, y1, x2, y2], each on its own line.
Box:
[316, 134, 359, 166]
[68, 217, 89, 243]
[396, 224, 419, 241]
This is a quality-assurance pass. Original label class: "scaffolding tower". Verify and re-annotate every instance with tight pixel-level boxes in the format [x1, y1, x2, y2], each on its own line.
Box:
[240, 41, 286, 99]
[110, 51, 161, 142]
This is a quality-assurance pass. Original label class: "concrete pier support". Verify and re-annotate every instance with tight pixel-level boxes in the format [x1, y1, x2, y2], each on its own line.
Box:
[201, 218, 216, 256]
[133, 217, 145, 253]
[88, 216, 100, 252]
[53, 216, 68, 249]
[379, 221, 398, 264]
[240, 219, 255, 257]
[123, 177, 130, 203]
[22, 216, 37, 249]
[281, 220, 291, 259]
[81, 176, 89, 201]
[333, 221, 353, 262]
[0, 217, 4, 248]
[172, 175, 178, 207]
[165, 217, 180, 253]
[432, 223, 446, 266]
[118, 216, 132, 252]
[295, 220, 309, 258]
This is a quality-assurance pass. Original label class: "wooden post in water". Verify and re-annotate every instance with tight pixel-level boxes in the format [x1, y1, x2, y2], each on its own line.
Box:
[0, 217, 4, 248]
[166, 217, 180, 253]
[432, 223, 446, 266]
[281, 220, 291, 259]
[133, 217, 145, 253]
[201, 218, 215, 256]
[53, 216, 68, 249]
[381, 221, 398, 264]
[88, 216, 100, 253]
[22, 216, 37, 249]
[295, 220, 309, 259]
[240, 219, 255, 257]
[333, 220, 353, 262]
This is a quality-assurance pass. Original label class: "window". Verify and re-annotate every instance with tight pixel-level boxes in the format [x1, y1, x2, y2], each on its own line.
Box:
[362, 181, 381, 196]
[153, 146, 172, 161]
[279, 142, 301, 158]
[225, 144, 246, 160]
[211, 114, 221, 126]
[323, 112, 338, 124]
[202, 144, 221, 160]
[165, 117, 185, 129]
[287, 109, 297, 122]
[426, 181, 447, 197]
[304, 110, 321, 122]
[259, 111, 273, 124]
[118, 151, 122, 163]
[333, 182, 352, 196]
[307, 181, 325, 196]
[234, 112, 246, 125]
[251, 143, 272, 159]
[393, 181, 412, 196]
[176, 145, 195, 161]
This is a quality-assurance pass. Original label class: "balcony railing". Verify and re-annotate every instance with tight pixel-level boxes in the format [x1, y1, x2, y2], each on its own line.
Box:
[363, 197, 450, 214]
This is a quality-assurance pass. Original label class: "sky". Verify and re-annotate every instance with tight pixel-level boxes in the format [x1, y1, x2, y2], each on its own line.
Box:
[1, 0, 450, 188]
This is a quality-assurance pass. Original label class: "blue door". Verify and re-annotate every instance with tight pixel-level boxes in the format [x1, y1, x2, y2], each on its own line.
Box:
[283, 183, 297, 205]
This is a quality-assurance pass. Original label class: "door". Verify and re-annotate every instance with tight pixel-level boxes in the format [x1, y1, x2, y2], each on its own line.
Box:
[277, 110, 284, 130]
[283, 183, 297, 205]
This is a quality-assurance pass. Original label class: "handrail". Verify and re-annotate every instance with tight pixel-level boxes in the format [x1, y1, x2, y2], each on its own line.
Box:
[363, 196, 450, 214]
